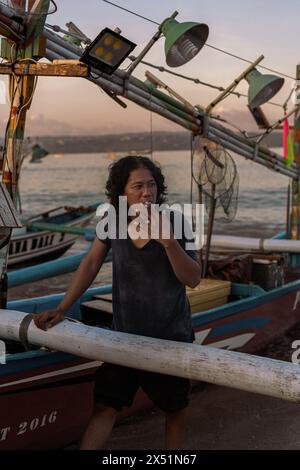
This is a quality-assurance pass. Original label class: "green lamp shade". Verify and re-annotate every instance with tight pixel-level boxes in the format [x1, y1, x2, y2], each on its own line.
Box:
[161, 18, 209, 67]
[246, 68, 284, 108]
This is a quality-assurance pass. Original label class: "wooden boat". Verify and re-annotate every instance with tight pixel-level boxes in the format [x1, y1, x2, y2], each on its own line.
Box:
[1, 255, 300, 450]
[7, 204, 98, 268]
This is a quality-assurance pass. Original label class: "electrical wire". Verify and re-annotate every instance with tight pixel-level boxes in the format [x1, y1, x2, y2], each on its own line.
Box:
[283, 87, 294, 110]
[2, 77, 18, 182]
[204, 43, 295, 80]
[8, 74, 38, 192]
[2, 44, 39, 190]
[45, 23, 90, 43]
[102, 0, 159, 26]
[137, 59, 223, 90]
[254, 106, 299, 144]
[12, 75, 38, 134]
[9, 43, 22, 101]
[137, 59, 282, 108]
[211, 114, 250, 139]
[101, 0, 295, 81]
[50, 0, 57, 14]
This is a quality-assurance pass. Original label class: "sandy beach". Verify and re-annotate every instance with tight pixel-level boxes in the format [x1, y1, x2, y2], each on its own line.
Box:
[104, 383, 300, 450]
[102, 321, 300, 451]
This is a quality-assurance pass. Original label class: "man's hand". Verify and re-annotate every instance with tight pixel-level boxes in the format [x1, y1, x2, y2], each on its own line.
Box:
[128, 204, 174, 248]
[137, 205, 174, 248]
[150, 207, 174, 248]
[34, 307, 65, 331]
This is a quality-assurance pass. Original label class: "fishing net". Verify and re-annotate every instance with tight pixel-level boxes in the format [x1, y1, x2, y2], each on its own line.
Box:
[192, 139, 239, 222]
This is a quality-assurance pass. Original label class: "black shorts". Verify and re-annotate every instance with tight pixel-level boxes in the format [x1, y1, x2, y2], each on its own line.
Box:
[94, 363, 191, 413]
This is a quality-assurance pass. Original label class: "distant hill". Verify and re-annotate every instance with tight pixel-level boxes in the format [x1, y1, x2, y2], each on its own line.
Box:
[7, 131, 282, 155]
[35, 132, 191, 154]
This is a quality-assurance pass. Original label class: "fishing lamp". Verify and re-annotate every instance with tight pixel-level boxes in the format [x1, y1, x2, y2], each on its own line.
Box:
[206, 55, 284, 113]
[246, 69, 284, 109]
[127, 11, 209, 75]
[162, 18, 209, 67]
[81, 28, 136, 74]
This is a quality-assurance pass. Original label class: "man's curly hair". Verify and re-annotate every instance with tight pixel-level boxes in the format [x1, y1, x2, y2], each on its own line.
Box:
[106, 156, 168, 208]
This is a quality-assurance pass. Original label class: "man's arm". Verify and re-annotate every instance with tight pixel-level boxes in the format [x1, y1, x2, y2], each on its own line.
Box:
[34, 239, 110, 329]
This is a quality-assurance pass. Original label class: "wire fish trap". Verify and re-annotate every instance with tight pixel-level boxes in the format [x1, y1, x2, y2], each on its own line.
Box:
[192, 139, 239, 277]
[193, 141, 239, 222]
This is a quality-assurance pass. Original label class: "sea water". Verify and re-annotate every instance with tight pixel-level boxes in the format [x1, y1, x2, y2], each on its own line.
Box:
[20, 148, 287, 236]
[9, 148, 287, 299]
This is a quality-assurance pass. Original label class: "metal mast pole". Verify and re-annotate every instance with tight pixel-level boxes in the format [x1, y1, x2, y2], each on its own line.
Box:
[291, 65, 300, 244]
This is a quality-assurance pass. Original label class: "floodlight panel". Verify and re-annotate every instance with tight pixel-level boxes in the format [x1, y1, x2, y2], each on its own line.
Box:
[90, 32, 131, 66]
[81, 28, 136, 74]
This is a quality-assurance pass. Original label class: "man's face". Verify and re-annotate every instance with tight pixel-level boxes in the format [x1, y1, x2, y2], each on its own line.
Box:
[123, 167, 158, 207]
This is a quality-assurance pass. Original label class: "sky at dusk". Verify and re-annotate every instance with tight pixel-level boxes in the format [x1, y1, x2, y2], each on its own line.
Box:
[1, 0, 299, 136]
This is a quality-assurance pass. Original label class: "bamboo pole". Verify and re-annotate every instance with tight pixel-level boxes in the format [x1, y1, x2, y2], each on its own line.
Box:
[210, 119, 298, 173]
[209, 126, 297, 179]
[105, 72, 200, 125]
[1, 309, 300, 403]
[207, 130, 297, 180]
[45, 40, 79, 59]
[206, 55, 264, 113]
[87, 76, 200, 133]
[0, 7, 294, 181]
[145, 70, 196, 113]
[0, 62, 89, 77]
[44, 33, 295, 179]
[45, 39, 201, 124]
[43, 28, 86, 55]
[47, 49, 198, 131]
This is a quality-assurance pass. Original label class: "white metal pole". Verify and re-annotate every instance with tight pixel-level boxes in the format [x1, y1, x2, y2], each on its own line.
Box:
[1, 309, 300, 403]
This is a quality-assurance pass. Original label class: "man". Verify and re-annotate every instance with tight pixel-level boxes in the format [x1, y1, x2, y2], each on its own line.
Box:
[34, 156, 201, 450]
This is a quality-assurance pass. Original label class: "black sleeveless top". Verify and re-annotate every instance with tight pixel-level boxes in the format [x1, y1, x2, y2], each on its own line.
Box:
[98, 212, 197, 342]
